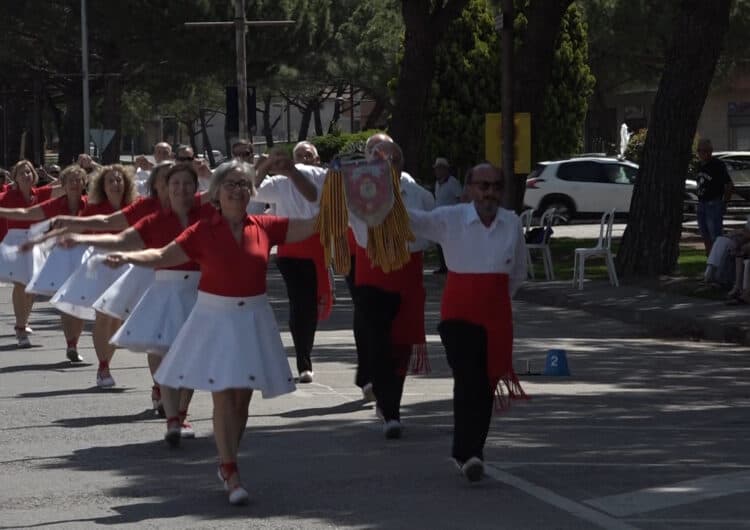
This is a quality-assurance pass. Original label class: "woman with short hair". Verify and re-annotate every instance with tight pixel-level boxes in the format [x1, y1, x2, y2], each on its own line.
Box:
[104, 157, 316, 505]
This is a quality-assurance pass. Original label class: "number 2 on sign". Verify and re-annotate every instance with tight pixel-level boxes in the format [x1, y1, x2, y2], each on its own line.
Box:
[550, 355, 558, 367]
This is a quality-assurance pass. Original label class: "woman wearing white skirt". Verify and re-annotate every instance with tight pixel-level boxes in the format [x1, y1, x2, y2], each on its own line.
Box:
[0, 164, 87, 359]
[0, 160, 60, 347]
[59, 164, 214, 444]
[47, 163, 170, 388]
[104, 157, 317, 505]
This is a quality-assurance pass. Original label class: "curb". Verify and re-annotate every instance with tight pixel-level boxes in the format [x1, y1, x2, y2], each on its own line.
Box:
[515, 281, 750, 346]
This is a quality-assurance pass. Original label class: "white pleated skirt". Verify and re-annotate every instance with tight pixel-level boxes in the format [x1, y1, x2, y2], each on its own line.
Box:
[111, 270, 199, 354]
[26, 245, 88, 296]
[50, 248, 130, 321]
[92, 265, 155, 320]
[154, 291, 295, 397]
[0, 229, 44, 285]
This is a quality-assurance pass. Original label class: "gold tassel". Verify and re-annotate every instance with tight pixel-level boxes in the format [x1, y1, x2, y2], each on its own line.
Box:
[316, 165, 351, 275]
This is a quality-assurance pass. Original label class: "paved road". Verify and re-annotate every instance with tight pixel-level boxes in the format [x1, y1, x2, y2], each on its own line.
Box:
[1, 272, 749, 529]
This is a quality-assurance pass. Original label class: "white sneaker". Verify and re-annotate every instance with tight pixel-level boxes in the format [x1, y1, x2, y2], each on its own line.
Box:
[164, 423, 181, 448]
[228, 485, 249, 505]
[66, 347, 84, 363]
[361, 383, 375, 402]
[299, 370, 314, 383]
[180, 420, 196, 439]
[460, 457, 484, 483]
[16, 335, 31, 349]
[383, 419, 402, 439]
[96, 370, 115, 388]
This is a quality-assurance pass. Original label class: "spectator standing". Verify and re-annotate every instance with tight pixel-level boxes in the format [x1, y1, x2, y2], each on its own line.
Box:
[432, 157, 462, 274]
[695, 139, 733, 255]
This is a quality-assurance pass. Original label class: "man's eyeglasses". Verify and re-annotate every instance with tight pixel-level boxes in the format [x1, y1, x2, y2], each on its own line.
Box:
[221, 179, 253, 191]
[176, 156, 194, 162]
[471, 181, 503, 192]
[236, 151, 253, 158]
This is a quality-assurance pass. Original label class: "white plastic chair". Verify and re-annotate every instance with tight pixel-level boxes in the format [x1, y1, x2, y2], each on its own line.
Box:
[572, 208, 619, 289]
[526, 208, 555, 280]
[519, 209, 533, 238]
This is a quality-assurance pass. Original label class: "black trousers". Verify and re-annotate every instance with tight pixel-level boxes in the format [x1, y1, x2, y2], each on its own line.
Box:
[345, 254, 369, 388]
[436, 244, 447, 272]
[277, 257, 318, 374]
[439, 320, 494, 462]
[357, 285, 405, 421]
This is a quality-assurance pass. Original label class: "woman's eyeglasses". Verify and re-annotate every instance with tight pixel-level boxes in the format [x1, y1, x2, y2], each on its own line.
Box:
[221, 179, 252, 191]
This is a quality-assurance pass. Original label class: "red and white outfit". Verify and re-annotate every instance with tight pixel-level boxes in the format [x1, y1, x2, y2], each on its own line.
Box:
[251, 164, 331, 377]
[0, 186, 55, 285]
[154, 212, 295, 397]
[110, 202, 215, 354]
[348, 175, 434, 423]
[408, 202, 527, 464]
[50, 196, 165, 321]
[25, 195, 89, 296]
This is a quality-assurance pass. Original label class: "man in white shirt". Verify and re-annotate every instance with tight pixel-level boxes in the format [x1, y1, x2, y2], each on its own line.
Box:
[348, 139, 433, 439]
[408, 163, 527, 483]
[432, 157, 462, 274]
[134, 142, 172, 196]
[252, 144, 327, 384]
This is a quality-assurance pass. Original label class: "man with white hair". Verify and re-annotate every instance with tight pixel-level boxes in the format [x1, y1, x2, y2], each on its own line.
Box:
[432, 156, 462, 274]
[347, 137, 434, 439]
[134, 142, 173, 195]
[252, 144, 329, 383]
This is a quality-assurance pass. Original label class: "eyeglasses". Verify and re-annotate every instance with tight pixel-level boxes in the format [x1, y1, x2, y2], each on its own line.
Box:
[221, 179, 253, 191]
[471, 181, 503, 192]
[176, 156, 194, 162]
[236, 151, 253, 158]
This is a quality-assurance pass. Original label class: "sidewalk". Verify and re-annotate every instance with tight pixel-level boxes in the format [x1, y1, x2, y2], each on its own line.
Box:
[514, 278, 750, 346]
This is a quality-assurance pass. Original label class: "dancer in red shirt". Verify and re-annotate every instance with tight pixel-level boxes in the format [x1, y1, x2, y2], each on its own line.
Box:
[0, 164, 87, 358]
[0, 160, 61, 347]
[104, 158, 316, 505]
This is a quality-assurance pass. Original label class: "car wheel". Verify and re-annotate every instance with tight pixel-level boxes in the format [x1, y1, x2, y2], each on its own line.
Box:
[540, 198, 574, 225]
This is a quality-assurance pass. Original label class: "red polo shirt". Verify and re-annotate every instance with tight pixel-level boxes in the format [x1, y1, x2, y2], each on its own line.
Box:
[1, 186, 55, 229]
[133, 202, 215, 271]
[122, 196, 161, 226]
[39, 195, 87, 218]
[176, 212, 289, 297]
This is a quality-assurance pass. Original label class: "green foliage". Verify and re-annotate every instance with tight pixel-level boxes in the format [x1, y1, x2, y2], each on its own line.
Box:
[421, 0, 501, 182]
[625, 128, 701, 176]
[538, 3, 596, 161]
[121, 90, 154, 138]
[310, 130, 381, 163]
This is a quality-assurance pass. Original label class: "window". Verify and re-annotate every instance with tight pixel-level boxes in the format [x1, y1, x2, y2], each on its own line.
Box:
[556, 161, 607, 183]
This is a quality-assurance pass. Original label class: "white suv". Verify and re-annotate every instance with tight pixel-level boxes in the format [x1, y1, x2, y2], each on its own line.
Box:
[524, 157, 638, 222]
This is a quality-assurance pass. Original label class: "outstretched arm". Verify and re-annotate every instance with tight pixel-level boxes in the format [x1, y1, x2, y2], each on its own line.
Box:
[51, 211, 129, 233]
[0, 204, 47, 222]
[59, 227, 145, 252]
[105, 241, 189, 270]
[256, 152, 318, 203]
[285, 218, 317, 244]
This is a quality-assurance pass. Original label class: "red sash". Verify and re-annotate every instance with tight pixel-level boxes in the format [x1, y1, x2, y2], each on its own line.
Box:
[277, 234, 332, 321]
[355, 246, 428, 374]
[441, 272, 527, 409]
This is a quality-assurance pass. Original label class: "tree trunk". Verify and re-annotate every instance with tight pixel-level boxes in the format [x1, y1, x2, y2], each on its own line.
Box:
[101, 75, 122, 164]
[390, 0, 469, 178]
[616, 0, 731, 278]
[364, 97, 387, 131]
[328, 84, 345, 133]
[59, 84, 84, 166]
[199, 109, 215, 166]
[505, 0, 574, 211]
[298, 103, 313, 142]
[261, 94, 274, 148]
[313, 98, 323, 137]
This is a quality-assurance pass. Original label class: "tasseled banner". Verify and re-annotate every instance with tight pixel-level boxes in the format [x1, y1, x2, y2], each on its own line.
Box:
[408, 343, 431, 375]
[315, 163, 351, 275]
[492, 374, 529, 413]
[366, 164, 415, 273]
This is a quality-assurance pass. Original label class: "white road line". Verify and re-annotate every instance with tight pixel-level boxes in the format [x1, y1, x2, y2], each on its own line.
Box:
[584, 471, 750, 517]
[484, 464, 638, 530]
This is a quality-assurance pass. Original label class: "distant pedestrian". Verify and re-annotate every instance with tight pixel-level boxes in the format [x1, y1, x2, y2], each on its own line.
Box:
[432, 157, 462, 274]
[695, 139, 733, 255]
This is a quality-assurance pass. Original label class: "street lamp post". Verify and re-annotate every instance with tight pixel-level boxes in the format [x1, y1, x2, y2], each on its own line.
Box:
[81, 0, 90, 156]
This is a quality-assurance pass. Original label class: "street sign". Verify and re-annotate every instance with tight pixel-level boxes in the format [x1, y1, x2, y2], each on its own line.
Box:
[89, 128, 115, 153]
[485, 112, 531, 174]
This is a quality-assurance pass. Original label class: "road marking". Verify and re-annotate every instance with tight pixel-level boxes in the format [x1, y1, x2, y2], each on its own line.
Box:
[484, 464, 638, 530]
[584, 471, 750, 517]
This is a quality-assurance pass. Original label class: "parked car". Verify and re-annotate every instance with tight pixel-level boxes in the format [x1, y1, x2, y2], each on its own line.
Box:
[713, 152, 750, 203]
[525, 157, 698, 222]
